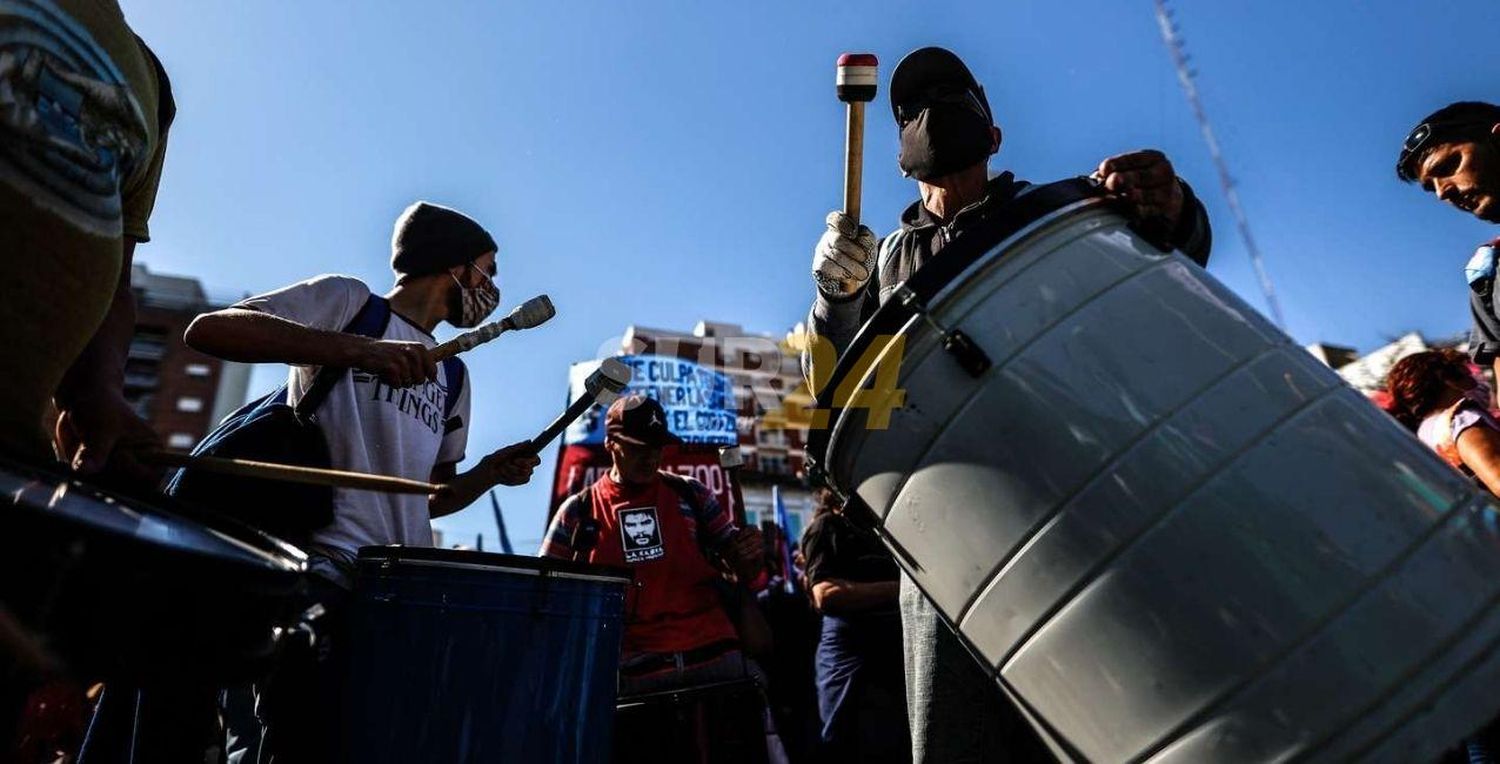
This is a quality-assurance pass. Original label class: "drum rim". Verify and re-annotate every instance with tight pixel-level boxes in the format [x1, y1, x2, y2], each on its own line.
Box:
[806, 178, 1115, 485]
[0, 456, 307, 574]
[356, 544, 633, 582]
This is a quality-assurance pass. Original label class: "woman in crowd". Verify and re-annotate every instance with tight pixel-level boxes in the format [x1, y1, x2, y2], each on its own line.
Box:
[1387, 349, 1500, 495]
[800, 488, 909, 763]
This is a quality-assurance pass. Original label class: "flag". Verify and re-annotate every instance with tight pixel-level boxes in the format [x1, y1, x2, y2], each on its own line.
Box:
[491, 490, 514, 555]
[772, 485, 796, 594]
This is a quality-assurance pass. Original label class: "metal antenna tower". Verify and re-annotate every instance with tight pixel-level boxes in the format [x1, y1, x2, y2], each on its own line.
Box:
[1153, 0, 1288, 330]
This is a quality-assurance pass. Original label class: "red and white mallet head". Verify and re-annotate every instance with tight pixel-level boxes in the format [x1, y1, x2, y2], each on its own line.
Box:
[836, 53, 878, 103]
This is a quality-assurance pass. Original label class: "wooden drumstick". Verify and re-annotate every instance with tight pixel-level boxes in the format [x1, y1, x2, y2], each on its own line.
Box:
[146, 452, 442, 495]
[431, 294, 555, 361]
[836, 53, 878, 225]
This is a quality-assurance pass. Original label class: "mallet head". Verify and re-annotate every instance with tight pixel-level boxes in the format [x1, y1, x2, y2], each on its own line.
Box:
[836, 52, 878, 103]
[587, 357, 633, 405]
[718, 445, 744, 470]
[504, 294, 556, 330]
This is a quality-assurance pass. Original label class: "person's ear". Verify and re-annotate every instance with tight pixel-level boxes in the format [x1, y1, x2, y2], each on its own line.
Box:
[989, 125, 1002, 156]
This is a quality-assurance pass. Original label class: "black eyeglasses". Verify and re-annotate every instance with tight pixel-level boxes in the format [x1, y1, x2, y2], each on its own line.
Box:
[1398, 119, 1491, 181]
[895, 85, 990, 126]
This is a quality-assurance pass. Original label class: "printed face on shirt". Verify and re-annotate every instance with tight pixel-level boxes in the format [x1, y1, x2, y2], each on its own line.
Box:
[619, 507, 664, 563]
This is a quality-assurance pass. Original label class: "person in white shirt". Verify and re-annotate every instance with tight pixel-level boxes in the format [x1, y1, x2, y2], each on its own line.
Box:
[186, 200, 540, 762]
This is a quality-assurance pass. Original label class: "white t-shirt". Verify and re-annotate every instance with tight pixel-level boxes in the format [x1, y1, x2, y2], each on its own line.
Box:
[234, 275, 471, 555]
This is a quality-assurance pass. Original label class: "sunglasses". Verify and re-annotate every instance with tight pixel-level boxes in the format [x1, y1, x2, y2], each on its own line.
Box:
[895, 85, 990, 127]
[1398, 119, 1493, 181]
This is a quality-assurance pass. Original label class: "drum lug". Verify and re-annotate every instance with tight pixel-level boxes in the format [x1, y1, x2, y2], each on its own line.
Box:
[897, 285, 992, 378]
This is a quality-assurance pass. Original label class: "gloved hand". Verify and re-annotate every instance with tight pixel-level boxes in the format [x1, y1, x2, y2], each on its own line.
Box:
[812, 211, 877, 298]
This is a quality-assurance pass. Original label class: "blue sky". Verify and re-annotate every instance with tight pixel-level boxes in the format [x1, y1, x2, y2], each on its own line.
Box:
[123, 0, 1500, 546]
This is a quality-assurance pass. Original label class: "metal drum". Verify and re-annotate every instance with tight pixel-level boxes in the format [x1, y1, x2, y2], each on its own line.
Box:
[0, 458, 307, 682]
[807, 179, 1500, 763]
[344, 547, 631, 764]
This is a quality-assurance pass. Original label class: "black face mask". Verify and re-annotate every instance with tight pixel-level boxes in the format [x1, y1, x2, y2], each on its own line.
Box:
[897, 104, 994, 181]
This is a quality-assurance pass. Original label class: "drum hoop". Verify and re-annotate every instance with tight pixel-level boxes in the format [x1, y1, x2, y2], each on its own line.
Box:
[1, 457, 307, 574]
[357, 544, 633, 581]
[807, 178, 1114, 486]
[372, 556, 633, 584]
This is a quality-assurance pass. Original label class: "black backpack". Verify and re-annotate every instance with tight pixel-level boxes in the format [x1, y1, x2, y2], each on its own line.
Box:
[165, 296, 465, 543]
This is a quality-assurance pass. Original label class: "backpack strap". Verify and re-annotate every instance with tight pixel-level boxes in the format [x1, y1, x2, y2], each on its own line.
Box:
[441, 356, 467, 434]
[660, 472, 720, 561]
[568, 484, 599, 563]
[294, 295, 392, 421]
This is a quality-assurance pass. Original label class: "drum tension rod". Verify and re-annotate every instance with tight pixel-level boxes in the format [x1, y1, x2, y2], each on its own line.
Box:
[896, 285, 992, 378]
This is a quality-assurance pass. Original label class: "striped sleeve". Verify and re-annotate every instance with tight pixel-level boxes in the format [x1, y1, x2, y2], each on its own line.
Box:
[685, 478, 737, 549]
[539, 492, 587, 559]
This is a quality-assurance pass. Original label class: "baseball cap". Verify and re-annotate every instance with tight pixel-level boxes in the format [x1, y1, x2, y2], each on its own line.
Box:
[605, 395, 683, 447]
[889, 46, 991, 125]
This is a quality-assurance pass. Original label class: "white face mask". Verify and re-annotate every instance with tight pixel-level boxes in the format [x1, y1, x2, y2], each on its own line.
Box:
[451, 268, 500, 327]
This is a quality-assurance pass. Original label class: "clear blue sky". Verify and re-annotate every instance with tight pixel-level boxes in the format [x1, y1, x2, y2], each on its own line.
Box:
[123, 0, 1500, 547]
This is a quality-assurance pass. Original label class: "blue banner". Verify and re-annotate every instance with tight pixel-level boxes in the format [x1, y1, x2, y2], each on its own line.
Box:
[563, 355, 738, 446]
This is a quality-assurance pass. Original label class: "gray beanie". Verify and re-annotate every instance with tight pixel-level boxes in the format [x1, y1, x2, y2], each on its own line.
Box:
[390, 201, 497, 278]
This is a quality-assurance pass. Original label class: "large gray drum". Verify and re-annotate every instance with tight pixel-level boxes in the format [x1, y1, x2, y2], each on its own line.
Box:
[806, 179, 1500, 763]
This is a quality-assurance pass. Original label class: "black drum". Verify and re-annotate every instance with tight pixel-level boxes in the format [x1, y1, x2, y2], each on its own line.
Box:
[614, 679, 769, 764]
[0, 458, 306, 683]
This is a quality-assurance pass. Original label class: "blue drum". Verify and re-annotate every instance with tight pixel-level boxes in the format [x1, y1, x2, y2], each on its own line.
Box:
[344, 546, 631, 764]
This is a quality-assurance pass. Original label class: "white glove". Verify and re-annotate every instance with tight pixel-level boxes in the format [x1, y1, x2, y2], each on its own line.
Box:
[812, 211, 877, 298]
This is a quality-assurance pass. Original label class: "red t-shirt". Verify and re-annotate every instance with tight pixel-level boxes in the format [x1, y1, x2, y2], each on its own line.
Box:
[542, 472, 738, 654]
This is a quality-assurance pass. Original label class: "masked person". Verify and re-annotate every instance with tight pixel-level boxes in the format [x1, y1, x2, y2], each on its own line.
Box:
[1395, 102, 1500, 386]
[803, 47, 1213, 763]
[185, 200, 541, 762]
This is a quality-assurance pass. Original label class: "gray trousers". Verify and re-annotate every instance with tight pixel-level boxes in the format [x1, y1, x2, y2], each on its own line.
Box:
[900, 572, 1053, 764]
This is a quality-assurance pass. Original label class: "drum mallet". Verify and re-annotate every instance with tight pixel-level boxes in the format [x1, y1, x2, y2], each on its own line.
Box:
[146, 452, 442, 495]
[836, 53, 878, 225]
[526, 357, 633, 453]
[431, 294, 556, 361]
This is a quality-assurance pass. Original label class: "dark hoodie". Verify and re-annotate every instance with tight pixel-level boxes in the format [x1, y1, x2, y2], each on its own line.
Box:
[803, 172, 1212, 386]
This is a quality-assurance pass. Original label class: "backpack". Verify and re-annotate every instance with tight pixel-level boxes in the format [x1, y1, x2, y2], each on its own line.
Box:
[164, 295, 466, 543]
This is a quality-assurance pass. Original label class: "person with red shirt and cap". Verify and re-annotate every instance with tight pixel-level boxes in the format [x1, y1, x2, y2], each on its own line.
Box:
[541, 394, 765, 695]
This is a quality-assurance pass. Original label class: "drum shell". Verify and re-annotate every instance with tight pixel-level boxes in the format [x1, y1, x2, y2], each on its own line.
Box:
[344, 547, 630, 764]
[0, 465, 306, 683]
[818, 187, 1500, 762]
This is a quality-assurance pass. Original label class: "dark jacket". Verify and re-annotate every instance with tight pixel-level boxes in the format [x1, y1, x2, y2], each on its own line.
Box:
[803, 171, 1213, 385]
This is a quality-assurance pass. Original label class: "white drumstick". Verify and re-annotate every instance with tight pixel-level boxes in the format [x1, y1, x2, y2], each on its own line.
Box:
[432, 294, 555, 360]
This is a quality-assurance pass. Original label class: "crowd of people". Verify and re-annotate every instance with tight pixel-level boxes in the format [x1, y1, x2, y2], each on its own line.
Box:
[8, 0, 1500, 762]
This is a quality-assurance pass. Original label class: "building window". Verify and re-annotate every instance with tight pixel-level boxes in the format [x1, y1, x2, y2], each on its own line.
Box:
[167, 433, 196, 449]
[185, 363, 212, 377]
[176, 396, 204, 413]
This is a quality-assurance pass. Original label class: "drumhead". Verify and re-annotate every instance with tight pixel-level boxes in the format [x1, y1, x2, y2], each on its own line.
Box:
[0, 458, 304, 574]
[357, 545, 632, 583]
[806, 178, 1114, 482]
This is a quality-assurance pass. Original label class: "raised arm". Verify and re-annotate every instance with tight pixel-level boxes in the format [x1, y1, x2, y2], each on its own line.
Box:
[1457, 424, 1500, 497]
[427, 442, 540, 519]
[185, 307, 435, 388]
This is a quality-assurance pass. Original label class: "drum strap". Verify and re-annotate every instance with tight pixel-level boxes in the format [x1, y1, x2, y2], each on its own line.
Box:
[293, 296, 393, 421]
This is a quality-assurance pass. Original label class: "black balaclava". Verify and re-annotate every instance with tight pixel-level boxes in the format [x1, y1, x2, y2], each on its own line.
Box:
[898, 100, 994, 181]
